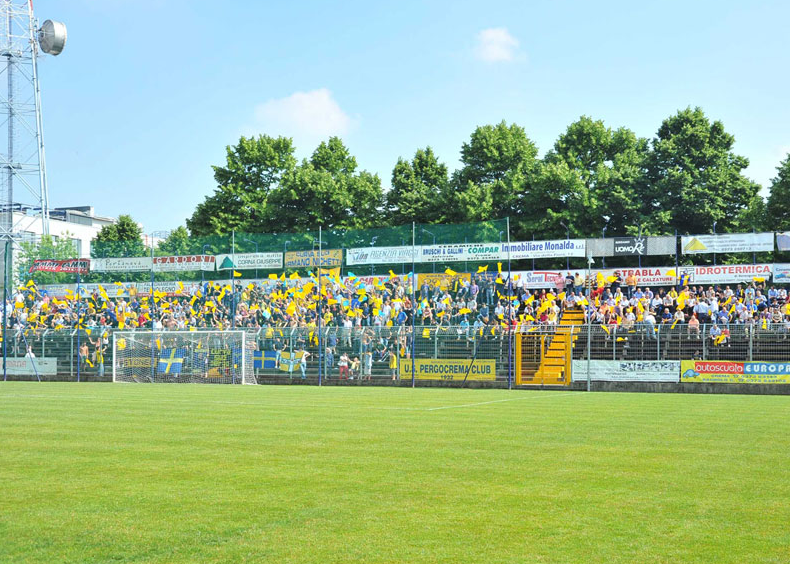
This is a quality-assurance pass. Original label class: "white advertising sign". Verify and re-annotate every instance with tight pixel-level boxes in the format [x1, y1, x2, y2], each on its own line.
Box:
[5, 357, 57, 376]
[571, 360, 680, 382]
[346, 246, 415, 266]
[678, 264, 773, 285]
[215, 252, 282, 270]
[777, 233, 790, 252]
[595, 267, 677, 287]
[419, 242, 504, 263]
[772, 264, 790, 283]
[681, 233, 774, 254]
[91, 257, 153, 272]
[504, 239, 587, 259]
[512, 270, 565, 289]
[152, 255, 215, 272]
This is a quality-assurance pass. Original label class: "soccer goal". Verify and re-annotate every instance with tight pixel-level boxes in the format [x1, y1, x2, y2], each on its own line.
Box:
[112, 330, 256, 385]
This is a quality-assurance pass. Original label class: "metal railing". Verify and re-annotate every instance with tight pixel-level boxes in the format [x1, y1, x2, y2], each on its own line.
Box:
[2, 323, 789, 383]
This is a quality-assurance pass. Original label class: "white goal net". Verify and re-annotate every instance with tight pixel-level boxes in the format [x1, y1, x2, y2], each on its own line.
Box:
[112, 331, 256, 385]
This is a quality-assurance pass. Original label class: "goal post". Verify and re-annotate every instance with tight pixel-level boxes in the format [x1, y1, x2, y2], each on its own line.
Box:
[112, 330, 256, 385]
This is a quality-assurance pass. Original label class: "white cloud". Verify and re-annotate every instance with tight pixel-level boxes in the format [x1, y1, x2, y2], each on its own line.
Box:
[474, 27, 520, 63]
[252, 88, 352, 143]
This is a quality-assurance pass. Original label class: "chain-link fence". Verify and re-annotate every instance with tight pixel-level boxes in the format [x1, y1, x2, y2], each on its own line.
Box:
[5, 323, 788, 384]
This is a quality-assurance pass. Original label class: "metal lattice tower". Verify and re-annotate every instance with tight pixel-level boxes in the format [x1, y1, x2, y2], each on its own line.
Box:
[0, 1, 64, 239]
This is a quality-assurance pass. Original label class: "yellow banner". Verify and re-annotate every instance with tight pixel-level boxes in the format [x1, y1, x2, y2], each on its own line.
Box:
[416, 272, 471, 291]
[399, 358, 496, 381]
[284, 249, 342, 268]
[681, 360, 790, 384]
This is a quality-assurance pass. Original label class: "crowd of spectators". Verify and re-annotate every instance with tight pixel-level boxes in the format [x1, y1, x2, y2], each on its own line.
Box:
[4, 270, 790, 343]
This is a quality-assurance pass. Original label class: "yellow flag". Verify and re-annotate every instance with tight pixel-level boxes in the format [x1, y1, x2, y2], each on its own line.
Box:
[477, 265, 488, 273]
[558, 292, 566, 300]
[268, 273, 278, 280]
[458, 308, 471, 315]
[671, 319, 679, 329]
[445, 268, 457, 276]
[289, 272, 300, 280]
[497, 262, 502, 274]
[422, 328, 430, 338]
[753, 276, 765, 283]
[762, 317, 768, 330]
[601, 325, 610, 335]
[666, 269, 676, 277]
[286, 303, 297, 316]
[389, 270, 397, 279]
[616, 337, 626, 342]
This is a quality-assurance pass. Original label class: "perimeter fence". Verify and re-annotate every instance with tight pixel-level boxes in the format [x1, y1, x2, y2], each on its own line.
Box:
[4, 323, 789, 386]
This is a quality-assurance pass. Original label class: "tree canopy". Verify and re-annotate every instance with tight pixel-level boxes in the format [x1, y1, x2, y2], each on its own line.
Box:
[181, 108, 780, 241]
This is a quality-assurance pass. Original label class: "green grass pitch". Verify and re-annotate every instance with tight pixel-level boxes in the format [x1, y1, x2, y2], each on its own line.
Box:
[1, 383, 789, 563]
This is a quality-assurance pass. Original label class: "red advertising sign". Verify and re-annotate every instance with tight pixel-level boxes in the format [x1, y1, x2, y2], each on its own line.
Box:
[29, 259, 90, 274]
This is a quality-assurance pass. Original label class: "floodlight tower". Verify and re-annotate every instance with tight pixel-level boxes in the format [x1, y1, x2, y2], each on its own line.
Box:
[0, 1, 66, 240]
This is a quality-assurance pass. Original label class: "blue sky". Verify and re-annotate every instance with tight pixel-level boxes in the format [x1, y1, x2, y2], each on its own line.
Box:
[35, 0, 790, 233]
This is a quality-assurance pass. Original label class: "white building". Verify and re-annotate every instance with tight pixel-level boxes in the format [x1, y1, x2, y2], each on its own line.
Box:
[12, 206, 115, 258]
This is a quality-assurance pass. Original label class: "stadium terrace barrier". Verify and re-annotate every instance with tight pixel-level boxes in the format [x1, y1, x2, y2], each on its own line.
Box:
[3, 325, 790, 394]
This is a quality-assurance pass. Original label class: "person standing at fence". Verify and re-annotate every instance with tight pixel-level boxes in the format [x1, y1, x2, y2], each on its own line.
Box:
[338, 352, 349, 379]
[299, 349, 309, 379]
[388, 345, 398, 380]
[625, 272, 637, 299]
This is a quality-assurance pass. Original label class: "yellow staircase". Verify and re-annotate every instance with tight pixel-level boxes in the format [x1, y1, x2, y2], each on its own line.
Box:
[533, 308, 585, 385]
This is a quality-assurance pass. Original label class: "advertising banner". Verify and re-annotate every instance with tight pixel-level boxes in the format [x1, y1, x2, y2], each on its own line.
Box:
[416, 272, 471, 291]
[778, 232, 790, 252]
[5, 357, 57, 376]
[681, 233, 774, 254]
[504, 239, 587, 260]
[345, 245, 415, 266]
[91, 257, 153, 272]
[512, 270, 565, 289]
[419, 242, 504, 263]
[284, 249, 343, 268]
[152, 255, 215, 272]
[613, 237, 648, 256]
[571, 360, 680, 382]
[41, 280, 198, 298]
[681, 361, 790, 384]
[678, 264, 772, 285]
[595, 267, 677, 287]
[399, 358, 496, 381]
[773, 264, 790, 283]
[29, 259, 90, 274]
[215, 252, 282, 271]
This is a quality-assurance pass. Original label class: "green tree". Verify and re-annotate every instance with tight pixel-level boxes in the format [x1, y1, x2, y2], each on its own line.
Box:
[156, 226, 192, 256]
[449, 121, 540, 228]
[766, 154, 790, 230]
[92, 214, 147, 258]
[644, 107, 759, 235]
[386, 147, 449, 225]
[537, 117, 651, 238]
[262, 137, 383, 232]
[187, 135, 297, 235]
[17, 234, 80, 285]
